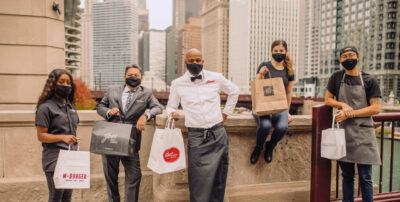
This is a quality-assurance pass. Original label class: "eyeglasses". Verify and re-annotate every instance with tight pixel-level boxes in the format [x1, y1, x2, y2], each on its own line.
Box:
[340, 53, 356, 59]
[187, 58, 202, 63]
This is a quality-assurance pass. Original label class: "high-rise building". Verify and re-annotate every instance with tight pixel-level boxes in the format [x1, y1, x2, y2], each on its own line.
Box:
[293, 0, 321, 98]
[177, 17, 202, 76]
[228, 0, 300, 93]
[138, 0, 146, 9]
[79, 0, 98, 89]
[65, 1, 82, 76]
[92, 0, 138, 90]
[315, 0, 400, 100]
[138, 0, 149, 32]
[201, 0, 230, 77]
[138, 8, 149, 32]
[173, 0, 186, 29]
[165, 26, 178, 85]
[149, 29, 166, 82]
[185, 0, 202, 23]
[138, 31, 150, 72]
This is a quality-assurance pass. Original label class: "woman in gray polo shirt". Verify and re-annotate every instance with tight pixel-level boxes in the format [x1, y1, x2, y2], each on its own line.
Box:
[35, 69, 79, 202]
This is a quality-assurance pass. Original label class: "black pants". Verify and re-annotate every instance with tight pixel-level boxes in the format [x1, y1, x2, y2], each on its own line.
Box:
[187, 124, 229, 202]
[45, 172, 72, 202]
[102, 152, 141, 202]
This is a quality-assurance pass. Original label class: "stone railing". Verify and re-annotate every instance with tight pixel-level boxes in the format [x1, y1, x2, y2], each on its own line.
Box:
[0, 110, 312, 202]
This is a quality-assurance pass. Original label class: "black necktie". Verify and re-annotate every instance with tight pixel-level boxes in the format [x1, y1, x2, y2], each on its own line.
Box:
[190, 74, 202, 82]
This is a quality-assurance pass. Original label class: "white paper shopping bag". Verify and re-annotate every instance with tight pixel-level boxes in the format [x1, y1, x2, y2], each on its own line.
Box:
[321, 115, 346, 160]
[147, 119, 186, 174]
[53, 145, 90, 189]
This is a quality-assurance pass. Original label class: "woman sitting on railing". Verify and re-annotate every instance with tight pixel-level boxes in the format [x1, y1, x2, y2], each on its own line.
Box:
[325, 46, 381, 202]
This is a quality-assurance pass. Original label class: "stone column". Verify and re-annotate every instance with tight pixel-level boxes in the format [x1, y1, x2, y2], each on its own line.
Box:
[0, 0, 65, 110]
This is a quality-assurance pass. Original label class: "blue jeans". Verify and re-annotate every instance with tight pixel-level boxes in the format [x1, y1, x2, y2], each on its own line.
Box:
[339, 161, 373, 202]
[252, 110, 288, 148]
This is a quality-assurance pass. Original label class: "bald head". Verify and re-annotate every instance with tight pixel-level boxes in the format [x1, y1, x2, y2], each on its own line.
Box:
[185, 48, 204, 67]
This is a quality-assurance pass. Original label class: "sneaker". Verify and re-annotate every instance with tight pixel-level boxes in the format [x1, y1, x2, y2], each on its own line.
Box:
[250, 146, 263, 164]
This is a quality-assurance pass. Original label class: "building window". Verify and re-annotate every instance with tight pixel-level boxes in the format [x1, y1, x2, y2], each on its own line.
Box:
[378, 44, 382, 50]
[377, 63, 382, 70]
[377, 54, 382, 60]
[387, 22, 396, 29]
[388, 12, 397, 19]
[388, 2, 397, 9]
[385, 52, 395, 59]
[386, 42, 395, 49]
[387, 32, 396, 39]
[384, 63, 394, 70]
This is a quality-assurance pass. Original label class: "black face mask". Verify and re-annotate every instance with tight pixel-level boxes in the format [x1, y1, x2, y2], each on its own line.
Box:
[55, 85, 72, 99]
[272, 53, 286, 62]
[341, 59, 358, 70]
[126, 76, 141, 88]
[186, 63, 203, 75]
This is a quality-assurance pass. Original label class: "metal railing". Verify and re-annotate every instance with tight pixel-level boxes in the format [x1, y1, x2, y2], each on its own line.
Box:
[311, 105, 400, 202]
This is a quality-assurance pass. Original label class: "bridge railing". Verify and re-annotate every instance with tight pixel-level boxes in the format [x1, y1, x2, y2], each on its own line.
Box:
[310, 105, 400, 202]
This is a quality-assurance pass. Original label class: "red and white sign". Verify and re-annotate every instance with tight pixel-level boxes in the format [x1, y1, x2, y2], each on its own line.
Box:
[163, 147, 180, 163]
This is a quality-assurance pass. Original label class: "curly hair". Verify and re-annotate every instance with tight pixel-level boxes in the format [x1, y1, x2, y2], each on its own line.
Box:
[271, 40, 294, 76]
[36, 69, 75, 109]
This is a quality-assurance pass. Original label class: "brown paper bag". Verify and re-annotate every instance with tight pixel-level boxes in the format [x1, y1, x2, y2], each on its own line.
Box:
[251, 78, 288, 116]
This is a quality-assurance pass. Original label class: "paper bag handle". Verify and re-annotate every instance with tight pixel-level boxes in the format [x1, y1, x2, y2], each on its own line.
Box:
[68, 142, 79, 151]
[166, 117, 175, 129]
[331, 115, 340, 129]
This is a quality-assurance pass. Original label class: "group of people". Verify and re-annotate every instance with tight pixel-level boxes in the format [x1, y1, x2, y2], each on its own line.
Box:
[35, 40, 381, 202]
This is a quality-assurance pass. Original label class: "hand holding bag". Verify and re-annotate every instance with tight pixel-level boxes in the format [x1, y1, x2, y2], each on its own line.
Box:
[251, 71, 288, 116]
[90, 115, 136, 156]
[321, 115, 346, 160]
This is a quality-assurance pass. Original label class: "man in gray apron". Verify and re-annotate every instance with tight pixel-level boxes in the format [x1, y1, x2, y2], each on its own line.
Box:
[325, 46, 381, 202]
[167, 49, 239, 202]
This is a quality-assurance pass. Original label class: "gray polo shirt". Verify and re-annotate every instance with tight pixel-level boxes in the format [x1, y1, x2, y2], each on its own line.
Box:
[35, 97, 79, 172]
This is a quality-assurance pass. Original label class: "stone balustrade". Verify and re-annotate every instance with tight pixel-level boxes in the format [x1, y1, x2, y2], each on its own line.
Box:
[0, 110, 312, 202]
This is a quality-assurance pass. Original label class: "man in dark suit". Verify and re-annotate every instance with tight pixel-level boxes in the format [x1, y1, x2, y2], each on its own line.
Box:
[97, 64, 162, 202]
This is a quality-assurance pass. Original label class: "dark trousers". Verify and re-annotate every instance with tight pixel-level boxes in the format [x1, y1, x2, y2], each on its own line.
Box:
[253, 110, 288, 148]
[187, 124, 229, 202]
[45, 172, 72, 202]
[339, 161, 374, 202]
[102, 152, 142, 202]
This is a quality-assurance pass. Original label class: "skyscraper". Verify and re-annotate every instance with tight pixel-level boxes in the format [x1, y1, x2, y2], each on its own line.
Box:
[185, 0, 202, 23]
[201, 0, 230, 77]
[79, 0, 98, 89]
[165, 26, 177, 85]
[177, 17, 202, 76]
[92, 0, 138, 90]
[228, 0, 301, 93]
[315, 0, 400, 100]
[149, 29, 166, 82]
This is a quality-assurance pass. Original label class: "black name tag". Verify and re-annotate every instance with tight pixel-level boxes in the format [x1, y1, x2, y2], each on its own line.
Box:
[263, 86, 274, 96]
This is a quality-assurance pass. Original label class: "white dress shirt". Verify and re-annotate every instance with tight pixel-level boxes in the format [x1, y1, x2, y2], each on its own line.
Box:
[166, 70, 239, 128]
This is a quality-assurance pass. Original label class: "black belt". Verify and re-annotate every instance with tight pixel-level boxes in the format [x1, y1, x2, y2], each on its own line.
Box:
[187, 122, 224, 132]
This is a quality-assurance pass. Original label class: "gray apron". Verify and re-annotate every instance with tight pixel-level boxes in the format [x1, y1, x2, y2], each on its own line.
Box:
[187, 123, 229, 202]
[338, 73, 381, 165]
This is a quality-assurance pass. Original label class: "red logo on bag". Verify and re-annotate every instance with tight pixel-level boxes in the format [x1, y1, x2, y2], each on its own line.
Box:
[206, 80, 215, 84]
[163, 147, 180, 163]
